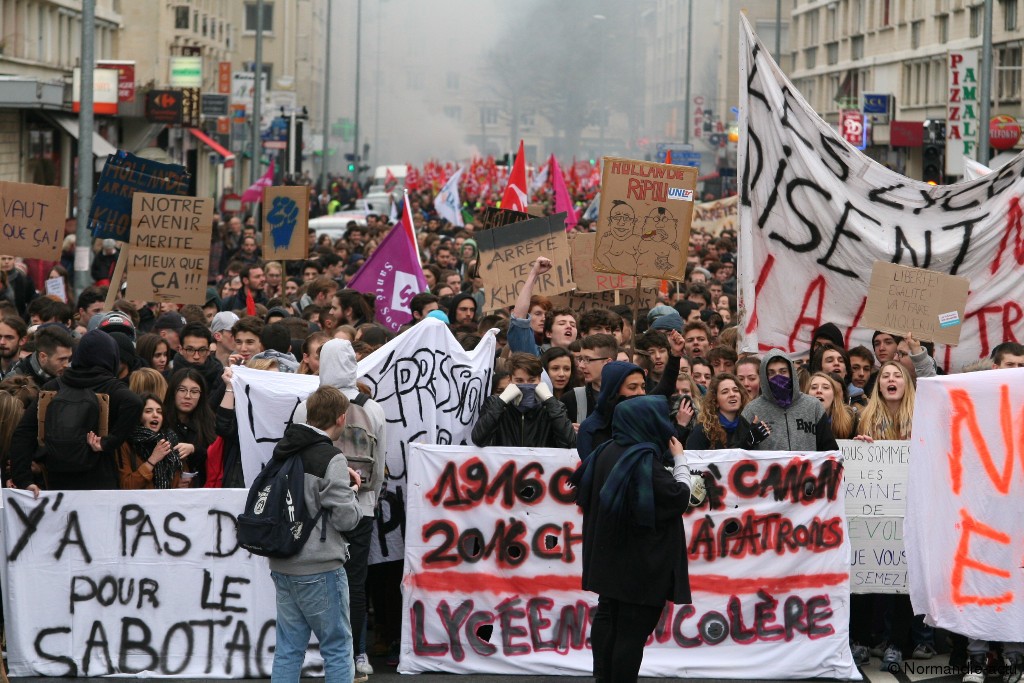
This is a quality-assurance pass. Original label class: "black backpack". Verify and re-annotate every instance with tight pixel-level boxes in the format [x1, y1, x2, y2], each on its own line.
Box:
[237, 454, 327, 558]
[37, 381, 109, 474]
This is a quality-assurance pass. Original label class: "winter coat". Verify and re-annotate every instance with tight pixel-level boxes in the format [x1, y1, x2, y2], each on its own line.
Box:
[471, 393, 576, 449]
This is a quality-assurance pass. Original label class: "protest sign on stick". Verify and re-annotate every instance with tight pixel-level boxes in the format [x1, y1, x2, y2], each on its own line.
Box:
[0, 182, 68, 262]
[548, 287, 659, 315]
[692, 195, 738, 236]
[570, 232, 637, 292]
[478, 206, 530, 231]
[475, 213, 575, 310]
[861, 261, 970, 345]
[124, 193, 213, 304]
[89, 152, 191, 241]
[261, 186, 309, 261]
[593, 157, 696, 281]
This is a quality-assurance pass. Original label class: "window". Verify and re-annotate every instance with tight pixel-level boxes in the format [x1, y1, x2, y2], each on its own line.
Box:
[445, 71, 459, 90]
[827, 4, 838, 39]
[193, 10, 198, 33]
[202, 15, 208, 37]
[969, 5, 982, 36]
[938, 14, 949, 41]
[881, 0, 891, 25]
[805, 46, 817, 68]
[805, 9, 819, 44]
[175, 6, 190, 30]
[852, 35, 864, 59]
[443, 105, 461, 121]
[851, 0, 865, 32]
[998, 46, 1022, 100]
[911, 19, 923, 47]
[480, 106, 498, 125]
[1003, 0, 1018, 29]
[244, 2, 274, 32]
[827, 41, 839, 64]
[520, 110, 536, 127]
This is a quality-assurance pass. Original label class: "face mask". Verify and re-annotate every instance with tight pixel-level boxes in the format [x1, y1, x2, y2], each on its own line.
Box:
[518, 384, 538, 413]
[769, 374, 793, 409]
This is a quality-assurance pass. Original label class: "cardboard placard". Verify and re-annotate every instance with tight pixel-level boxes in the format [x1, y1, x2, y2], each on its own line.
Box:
[571, 232, 637, 292]
[0, 182, 68, 262]
[89, 152, 191, 241]
[124, 193, 213, 304]
[44, 277, 66, 302]
[861, 261, 970, 345]
[692, 194, 738, 237]
[478, 206, 530, 231]
[476, 213, 575, 310]
[549, 287, 659, 315]
[261, 185, 309, 261]
[593, 156, 697, 281]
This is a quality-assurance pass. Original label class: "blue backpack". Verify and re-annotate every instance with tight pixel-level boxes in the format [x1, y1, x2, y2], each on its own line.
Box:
[237, 454, 327, 558]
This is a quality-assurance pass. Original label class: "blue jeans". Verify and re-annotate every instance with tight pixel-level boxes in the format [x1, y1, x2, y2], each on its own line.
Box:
[271, 567, 353, 683]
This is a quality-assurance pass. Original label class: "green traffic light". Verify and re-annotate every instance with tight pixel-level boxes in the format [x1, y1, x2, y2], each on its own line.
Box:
[347, 163, 356, 172]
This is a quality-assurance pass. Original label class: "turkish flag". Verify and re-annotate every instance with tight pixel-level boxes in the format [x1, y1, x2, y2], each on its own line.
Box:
[501, 140, 528, 212]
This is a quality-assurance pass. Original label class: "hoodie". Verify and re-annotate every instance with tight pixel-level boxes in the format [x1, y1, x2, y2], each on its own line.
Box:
[293, 339, 388, 516]
[267, 422, 363, 576]
[740, 349, 838, 452]
[576, 361, 645, 461]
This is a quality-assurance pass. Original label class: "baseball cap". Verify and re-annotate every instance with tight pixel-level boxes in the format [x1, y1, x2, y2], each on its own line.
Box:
[153, 312, 185, 333]
[210, 311, 240, 334]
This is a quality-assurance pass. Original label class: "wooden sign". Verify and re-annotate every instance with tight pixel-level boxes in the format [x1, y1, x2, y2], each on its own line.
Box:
[861, 261, 970, 345]
[476, 213, 575, 310]
[593, 156, 697, 281]
[0, 182, 68, 262]
[262, 186, 309, 261]
[125, 193, 214, 304]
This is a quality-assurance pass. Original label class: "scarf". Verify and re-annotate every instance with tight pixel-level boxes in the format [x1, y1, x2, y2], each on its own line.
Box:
[130, 425, 181, 489]
[517, 384, 538, 413]
[769, 374, 794, 409]
[719, 413, 740, 432]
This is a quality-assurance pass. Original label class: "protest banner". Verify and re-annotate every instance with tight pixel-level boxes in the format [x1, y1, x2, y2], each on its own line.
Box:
[232, 318, 496, 564]
[907, 369, 1024, 642]
[1, 488, 323, 677]
[400, 445, 858, 679]
[261, 186, 309, 261]
[478, 206, 530, 231]
[89, 152, 191, 241]
[839, 439, 909, 594]
[737, 15, 1023, 370]
[124, 193, 213, 305]
[593, 157, 696, 281]
[548, 287, 659, 315]
[861, 262, 970, 346]
[476, 213, 576, 310]
[0, 182, 68, 262]
[692, 194, 738, 237]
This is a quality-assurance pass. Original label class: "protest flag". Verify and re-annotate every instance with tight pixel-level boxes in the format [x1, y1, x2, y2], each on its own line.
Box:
[529, 160, 549, 193]
[433, 166, 465, 227]
[550, 154, 577, 231]
[347, 190, 427, 332]
[241, 158, 275, 203]
[501, 140, 528, 212]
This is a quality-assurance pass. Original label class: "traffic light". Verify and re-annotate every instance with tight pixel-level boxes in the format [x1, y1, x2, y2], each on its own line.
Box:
[347, 162, 356, 172]
[922, 142, 943, 184]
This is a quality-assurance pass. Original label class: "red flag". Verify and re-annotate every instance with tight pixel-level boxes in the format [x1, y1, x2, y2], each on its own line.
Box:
[501, 140, 528, 212]
[384, 168, 397, 192]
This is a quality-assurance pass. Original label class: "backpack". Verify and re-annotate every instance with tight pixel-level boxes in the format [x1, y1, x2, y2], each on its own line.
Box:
[37, 382, 109, 474]
[237, 453, 327, 558]
[337, 393, 380, 494]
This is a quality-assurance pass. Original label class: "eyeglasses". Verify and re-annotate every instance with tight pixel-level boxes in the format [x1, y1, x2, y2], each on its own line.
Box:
[176, 387, 202, 397]
[578, 356, 610, 365]
[182, 346, 209, 356]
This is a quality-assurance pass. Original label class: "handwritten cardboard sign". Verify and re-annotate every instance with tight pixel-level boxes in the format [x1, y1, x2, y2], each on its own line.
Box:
[261, 186, 309, 261]
[478, 206, 530, 231]
[0, 182, 68, 262]
[475, 213, 575, 310]
[548, 287, 659, 315]
[862, 261, 970, 345]
[45, 277, 67, 302]
[124, 193, 213, 304]
[570, 233, 637, 292]
[89, 152, 191, 241]
[692, 194, 738, 237]
[593, 157, 697, 281]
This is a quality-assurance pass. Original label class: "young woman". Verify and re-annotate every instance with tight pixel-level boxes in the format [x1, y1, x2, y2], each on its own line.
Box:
[807, 372, 857, 439]
[686, 373, 770, 449]
[47, 265, 75, 305]
[540, 346, 580, 400]
[164, 368, 215, 487]
[117, 393, 192, 489]
[136, 333, 170, 374]
[855, 361, 915, 442]
[299, 331, 331, 375]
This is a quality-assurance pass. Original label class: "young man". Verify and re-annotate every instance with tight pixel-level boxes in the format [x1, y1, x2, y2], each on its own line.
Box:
[174, 322, 226, 403]
[409, 293, 440, 323]
[871, 331, 901, 364]
[847, 346, 875, 390]
[9, 325, 74, 388]
[0, 315, 27, 379]
[211, 312, 239, 368]
[992, 342, 1024, 369]
[508, 257, 578, 354]
[154, 312, 186, 354]
[741, 350, 837, 451]
[707, 345, 738, 377]
[268, 385, 363, 683]
[222, 263, 268, 311]
[636, 330, 671, 389]
[450, 293, 478, 326]
[579, 309, 622, 338]
[561, 333, 618, 423]
[75, 286, 107, 330]
[230, 316, 265, 364]
[683, 321, 712, 359]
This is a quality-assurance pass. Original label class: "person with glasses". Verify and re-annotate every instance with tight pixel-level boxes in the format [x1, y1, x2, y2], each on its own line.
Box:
[163, 368, 216, 487]
[170, 322, 226, 404]
[560, 333, 617, 426]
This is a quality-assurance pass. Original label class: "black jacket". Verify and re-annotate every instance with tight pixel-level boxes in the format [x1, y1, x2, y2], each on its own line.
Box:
[686, 416, 760, 450]
[221, 287, 267, 313]
[579, 439, 691, 606]
[215, 405, 245, 488]
[173, 355, 226, 405]
[5, 268, 36, 317]
[11, 366, 143, 490]
[471, 395, 576, 449]
[7, 353, 56, 389]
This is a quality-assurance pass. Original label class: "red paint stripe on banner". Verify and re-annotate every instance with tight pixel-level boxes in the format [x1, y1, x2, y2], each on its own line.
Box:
[408, 571, 848, 595]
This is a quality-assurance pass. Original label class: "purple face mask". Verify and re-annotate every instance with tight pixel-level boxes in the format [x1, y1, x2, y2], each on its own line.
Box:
[769, 374, 793, 409]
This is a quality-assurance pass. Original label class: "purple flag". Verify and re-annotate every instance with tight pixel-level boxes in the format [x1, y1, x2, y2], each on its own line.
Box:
[550, 155, 578, 231]
[346, 193, 427, 331]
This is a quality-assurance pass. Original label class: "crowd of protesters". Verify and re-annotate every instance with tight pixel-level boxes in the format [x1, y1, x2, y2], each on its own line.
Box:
[1, 166, 1023, 683]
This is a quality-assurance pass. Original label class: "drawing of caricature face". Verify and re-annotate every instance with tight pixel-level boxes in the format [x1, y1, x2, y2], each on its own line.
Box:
[640, 206, 678, 243]
[606, 200, 637, 239]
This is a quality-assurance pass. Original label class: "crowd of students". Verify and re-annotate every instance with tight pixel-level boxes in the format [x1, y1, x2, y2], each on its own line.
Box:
[2, 196, 1024, 683]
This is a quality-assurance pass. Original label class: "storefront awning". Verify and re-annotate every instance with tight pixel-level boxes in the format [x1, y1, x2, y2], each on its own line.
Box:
[189, 128, 235, 167]
[43, 113, 118, 158]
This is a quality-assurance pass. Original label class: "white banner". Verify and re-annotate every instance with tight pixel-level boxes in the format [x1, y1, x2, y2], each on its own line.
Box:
[737, 16, 1024, 371]
[907, 369, 1024, 642]
[400, 445, 859, 680]
[840, 440, 909, 594]
[233, 318, 496, 564]
[1, 488, 324, 678]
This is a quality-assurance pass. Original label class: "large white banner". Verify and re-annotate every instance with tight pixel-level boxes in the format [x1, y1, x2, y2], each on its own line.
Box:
[738, 16, 1024, 371]
[1, 488, 324, 678]
[840, 440, 909, 594]
[400, 445, 859, 680]
[907, 368, 1024, 642]
[233, 318, 496, 564]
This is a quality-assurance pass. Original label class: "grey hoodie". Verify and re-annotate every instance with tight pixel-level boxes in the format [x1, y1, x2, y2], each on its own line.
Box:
[293, 339, 388, 516]
[741, 350, 838, 452]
